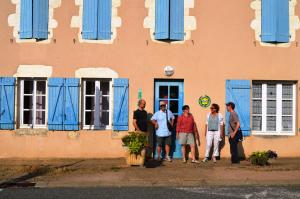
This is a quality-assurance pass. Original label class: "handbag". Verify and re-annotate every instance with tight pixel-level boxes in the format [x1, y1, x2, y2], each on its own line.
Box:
[166, 109, 173, 131]
[229, 119, 243, 142]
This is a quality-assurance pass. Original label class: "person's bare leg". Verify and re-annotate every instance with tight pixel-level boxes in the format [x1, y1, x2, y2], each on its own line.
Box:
[157, 146, 162, 160]
[190, 145, 196, 160]
[181, 145, 186, 162]
[165, 144, 170, 157]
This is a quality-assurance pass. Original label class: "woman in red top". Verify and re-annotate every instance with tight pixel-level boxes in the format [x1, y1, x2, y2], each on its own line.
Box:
[176, 105, 199, 163]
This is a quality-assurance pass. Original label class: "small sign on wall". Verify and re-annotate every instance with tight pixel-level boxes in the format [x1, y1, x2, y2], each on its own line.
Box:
[198, 95, 211, 108]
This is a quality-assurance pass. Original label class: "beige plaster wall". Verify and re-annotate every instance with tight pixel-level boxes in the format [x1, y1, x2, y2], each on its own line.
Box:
[0, 0, 300, 158]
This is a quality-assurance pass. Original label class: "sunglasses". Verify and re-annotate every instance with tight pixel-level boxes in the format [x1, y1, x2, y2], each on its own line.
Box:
[210, 107, 216, 110]
[160, 104, 166, 107]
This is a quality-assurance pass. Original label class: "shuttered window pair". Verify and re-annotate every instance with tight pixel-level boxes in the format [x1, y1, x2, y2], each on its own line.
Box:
[226, 80, 296, 136]
[155, 0, 184, 41]
[0, 77, 129, 131]
[261, 0, 290, 43]
[82, 0, 112, 40]
[20, 0, 49, 40]
[48, 78, 129, 131]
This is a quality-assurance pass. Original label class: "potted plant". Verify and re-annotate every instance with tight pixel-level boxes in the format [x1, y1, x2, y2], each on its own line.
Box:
[122, 132, 147, 166]
[249, 150, 278, 166]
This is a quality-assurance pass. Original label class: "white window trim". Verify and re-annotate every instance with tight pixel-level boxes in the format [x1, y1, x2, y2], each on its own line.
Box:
[19, 79, 48, 129]
[252, 83, 296, 136]
[250, 0, 300, 48]
[71, 0, 122, 44]
[82, 79, 113, 130]
[143, 0, 197, 44]
[8, 0, 60, 44]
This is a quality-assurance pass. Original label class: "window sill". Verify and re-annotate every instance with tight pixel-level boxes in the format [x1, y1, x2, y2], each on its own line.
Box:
[82, 126, 112, 130]
[252, 131, 295, 136]
[15, 128, 48, 136]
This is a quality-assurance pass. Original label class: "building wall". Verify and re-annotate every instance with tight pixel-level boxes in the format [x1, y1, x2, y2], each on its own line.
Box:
[0, 0, 300, 158]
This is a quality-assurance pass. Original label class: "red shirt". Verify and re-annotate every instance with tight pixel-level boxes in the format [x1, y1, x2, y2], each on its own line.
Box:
[176, 114, 196, 133]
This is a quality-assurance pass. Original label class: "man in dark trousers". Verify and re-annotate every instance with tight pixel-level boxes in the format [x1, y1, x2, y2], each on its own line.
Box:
[226, 102, 240, 164]
[133, 99, 148, 132]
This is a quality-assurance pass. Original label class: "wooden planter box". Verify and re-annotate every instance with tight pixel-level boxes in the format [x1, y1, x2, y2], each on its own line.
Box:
[125, 149, 146, 166]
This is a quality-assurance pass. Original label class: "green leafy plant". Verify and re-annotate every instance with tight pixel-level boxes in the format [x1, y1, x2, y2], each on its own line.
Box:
[122, 132, 147, 155]
[249, 151, 269, 166]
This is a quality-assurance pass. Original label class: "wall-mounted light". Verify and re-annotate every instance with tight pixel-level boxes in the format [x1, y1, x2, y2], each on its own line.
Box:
[164, 66, 174, 77]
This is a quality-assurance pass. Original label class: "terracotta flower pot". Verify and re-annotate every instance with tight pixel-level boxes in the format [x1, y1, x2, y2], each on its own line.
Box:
[125, 149, 146, 166]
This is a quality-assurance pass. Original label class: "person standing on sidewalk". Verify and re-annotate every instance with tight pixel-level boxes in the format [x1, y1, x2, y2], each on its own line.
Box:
[202, 103, 224, 163]
[226, 102, 240, 164]
[176, 105, 199, 163]
[133, 99, 148, 133]
[151, 101, 175, 162]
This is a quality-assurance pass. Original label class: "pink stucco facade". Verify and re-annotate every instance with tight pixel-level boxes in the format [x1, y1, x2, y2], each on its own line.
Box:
[0, 0, 299, 158]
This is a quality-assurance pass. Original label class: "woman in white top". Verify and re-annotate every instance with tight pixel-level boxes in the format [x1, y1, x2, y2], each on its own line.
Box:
[202, 103, 224, 163]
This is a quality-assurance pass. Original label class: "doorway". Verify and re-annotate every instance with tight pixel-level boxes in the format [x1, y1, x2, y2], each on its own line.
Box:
[154, 80, 184, 158]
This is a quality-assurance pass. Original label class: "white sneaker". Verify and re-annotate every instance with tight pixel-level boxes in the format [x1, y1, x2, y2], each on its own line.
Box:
[164, 156, 172, 162]
[191, 159, 200, 164]
[202, 158, 208, 163]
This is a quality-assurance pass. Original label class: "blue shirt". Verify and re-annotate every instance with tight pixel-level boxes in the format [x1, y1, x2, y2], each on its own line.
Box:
[151, 110, 175, 137]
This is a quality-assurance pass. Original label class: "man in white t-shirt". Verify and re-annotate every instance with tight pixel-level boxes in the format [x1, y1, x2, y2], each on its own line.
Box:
[151, 101, 175, 162]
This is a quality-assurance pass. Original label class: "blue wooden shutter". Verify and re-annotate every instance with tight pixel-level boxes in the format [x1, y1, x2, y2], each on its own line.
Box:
[64, 78, 80, 131]
[33, 0, 49, 39]
[113, 78, 129, 131]
[0, 77, 15, 130]
[170, 0, 184, 40]
[20, 0, 33, 39]
[155, 0, 170, 40]
[48, 78, 64, 130]
[226, 80, 251, 136]
[261, 0, 277, 42]
[82, 0, 98, 39]
[261, 0, 290, 43]
[276, 0, 289, 42]
[98, 0, 112, 40]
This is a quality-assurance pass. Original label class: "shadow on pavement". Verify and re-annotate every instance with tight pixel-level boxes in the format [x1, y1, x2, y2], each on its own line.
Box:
[144, 159, 163, 168]
[0, 160, 85, 188]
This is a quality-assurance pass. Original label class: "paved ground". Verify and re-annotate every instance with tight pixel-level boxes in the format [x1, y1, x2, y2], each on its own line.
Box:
[0, 186, 300, 199]
[0, 158, 300, 188]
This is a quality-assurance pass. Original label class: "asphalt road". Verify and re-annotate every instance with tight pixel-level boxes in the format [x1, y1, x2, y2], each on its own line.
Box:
[0, 186, 300, 199]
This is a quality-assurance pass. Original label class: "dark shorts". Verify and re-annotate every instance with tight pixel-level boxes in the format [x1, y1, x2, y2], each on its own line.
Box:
[156, 136, 172, 147]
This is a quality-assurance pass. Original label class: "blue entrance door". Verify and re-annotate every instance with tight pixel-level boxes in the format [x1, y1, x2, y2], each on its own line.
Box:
[154, 80, 184, 159]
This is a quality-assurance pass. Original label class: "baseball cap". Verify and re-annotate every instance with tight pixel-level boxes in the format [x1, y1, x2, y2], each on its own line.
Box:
[160, 101, 166, 106]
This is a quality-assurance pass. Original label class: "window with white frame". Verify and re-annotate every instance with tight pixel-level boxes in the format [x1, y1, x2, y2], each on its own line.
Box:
[252, 81, 296, 135]
[20, 79, 47, 128]
[83, 79, 112, 130]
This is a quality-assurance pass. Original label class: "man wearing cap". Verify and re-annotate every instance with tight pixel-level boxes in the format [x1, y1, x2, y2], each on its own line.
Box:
[151, 101, 175, 162]
[226, 102, 241, 164]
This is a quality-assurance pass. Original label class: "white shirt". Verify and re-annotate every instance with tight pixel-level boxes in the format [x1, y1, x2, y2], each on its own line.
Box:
[151, 110, 175, 137]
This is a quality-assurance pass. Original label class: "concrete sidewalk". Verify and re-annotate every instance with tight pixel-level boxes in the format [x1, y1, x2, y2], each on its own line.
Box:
[0, 158, 300, 188]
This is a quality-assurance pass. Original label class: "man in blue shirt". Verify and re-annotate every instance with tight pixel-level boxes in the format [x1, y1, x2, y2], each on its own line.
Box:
[151, 101, 175, 162]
